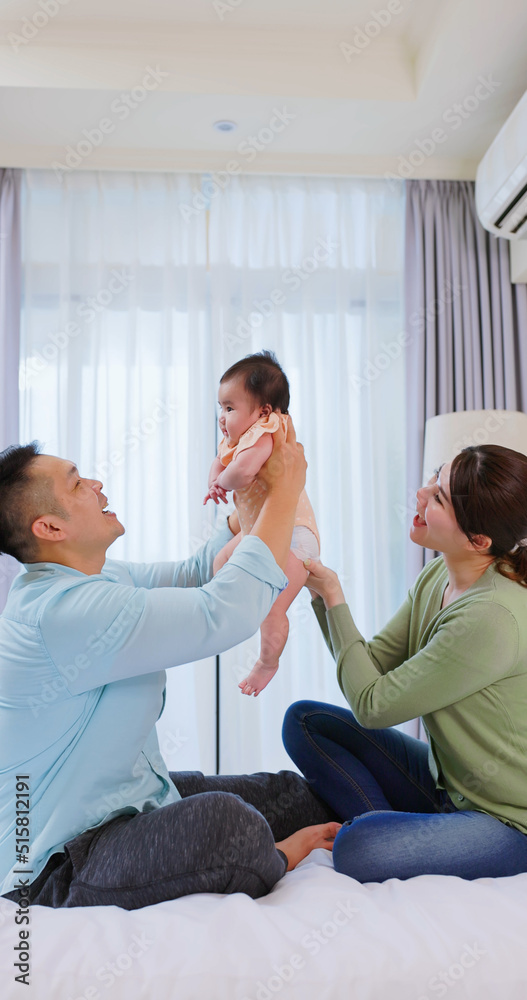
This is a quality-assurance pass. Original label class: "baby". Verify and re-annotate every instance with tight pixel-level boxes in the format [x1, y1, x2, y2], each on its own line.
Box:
[204, 351, 320, 696]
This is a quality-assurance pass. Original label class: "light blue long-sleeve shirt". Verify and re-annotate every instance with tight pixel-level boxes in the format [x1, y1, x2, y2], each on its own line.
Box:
[0, 524, 287, 895]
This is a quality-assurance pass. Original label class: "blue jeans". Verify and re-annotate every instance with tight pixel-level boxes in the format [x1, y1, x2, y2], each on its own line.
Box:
[282, 700, 527, 882]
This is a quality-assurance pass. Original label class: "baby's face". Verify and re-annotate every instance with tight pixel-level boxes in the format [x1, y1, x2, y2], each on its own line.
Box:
[218, 378, 262, 445]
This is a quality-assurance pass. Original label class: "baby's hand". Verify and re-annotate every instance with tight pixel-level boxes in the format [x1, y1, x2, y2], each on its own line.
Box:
[203, 484, 228, 505]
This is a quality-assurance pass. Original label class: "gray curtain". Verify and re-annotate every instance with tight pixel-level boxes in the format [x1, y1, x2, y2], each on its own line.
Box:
[0, 168, 22, 609]
[405, 179, 527, 585]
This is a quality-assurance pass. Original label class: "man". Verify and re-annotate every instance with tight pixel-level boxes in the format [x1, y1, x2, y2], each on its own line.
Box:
[0, 421, 338, 910]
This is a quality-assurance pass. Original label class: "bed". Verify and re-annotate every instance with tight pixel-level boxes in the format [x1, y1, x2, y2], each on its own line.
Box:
[1, 848, 525, 999]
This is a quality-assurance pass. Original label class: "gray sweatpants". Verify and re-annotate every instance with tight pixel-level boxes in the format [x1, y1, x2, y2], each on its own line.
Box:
[4, 770, 336, 910]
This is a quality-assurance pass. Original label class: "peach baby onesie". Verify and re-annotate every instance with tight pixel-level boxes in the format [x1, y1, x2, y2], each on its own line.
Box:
[217, 412, 320, 546]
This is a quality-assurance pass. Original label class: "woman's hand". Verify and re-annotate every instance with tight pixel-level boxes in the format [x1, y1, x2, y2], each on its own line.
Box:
[304, 557, 346, 609]
[275, 822, 342, 871]
[256, 415, 306, 502]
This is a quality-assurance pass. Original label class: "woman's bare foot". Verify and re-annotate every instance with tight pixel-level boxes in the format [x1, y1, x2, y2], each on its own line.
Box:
[275, 822, 342, 871]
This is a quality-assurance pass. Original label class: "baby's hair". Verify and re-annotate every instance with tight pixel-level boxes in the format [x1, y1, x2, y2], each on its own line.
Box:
[220, 351, 290, 413]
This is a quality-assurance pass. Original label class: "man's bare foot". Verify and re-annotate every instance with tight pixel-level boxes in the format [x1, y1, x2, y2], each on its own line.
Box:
[239, 659, 279, 697]
[275, 822, 342, 871]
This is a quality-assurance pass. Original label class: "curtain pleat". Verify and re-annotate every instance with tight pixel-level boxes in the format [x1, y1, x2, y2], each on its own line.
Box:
[405, 179, 527, 587]
[0, 168, 22, 610]
[20, 169, 219, 773]
[207, 173, 409, 767]
[404, 179, 527, 742]
[19, 170, 407, 773]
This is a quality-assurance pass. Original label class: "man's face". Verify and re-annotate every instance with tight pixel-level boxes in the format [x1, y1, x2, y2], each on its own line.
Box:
[31, 455, 125, 555]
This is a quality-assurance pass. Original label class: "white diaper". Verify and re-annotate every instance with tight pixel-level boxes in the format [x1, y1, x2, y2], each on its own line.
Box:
[290, 526, 320, 562]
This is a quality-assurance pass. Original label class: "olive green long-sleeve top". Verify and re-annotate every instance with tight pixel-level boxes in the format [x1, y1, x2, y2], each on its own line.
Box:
[313, 557, 527, 835]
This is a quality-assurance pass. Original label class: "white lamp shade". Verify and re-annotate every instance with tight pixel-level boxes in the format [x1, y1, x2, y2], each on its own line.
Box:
[422, 410, 527, 484]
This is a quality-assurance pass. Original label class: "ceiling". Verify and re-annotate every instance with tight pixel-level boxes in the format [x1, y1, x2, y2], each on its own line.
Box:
[0, 0, 526, 178]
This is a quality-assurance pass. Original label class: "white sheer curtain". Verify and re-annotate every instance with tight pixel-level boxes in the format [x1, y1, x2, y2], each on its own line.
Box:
[208, 175, 409, 771]
[0, 168, 23, 610]
[20, 169, 409, 777]
[20, 170, 218, 773]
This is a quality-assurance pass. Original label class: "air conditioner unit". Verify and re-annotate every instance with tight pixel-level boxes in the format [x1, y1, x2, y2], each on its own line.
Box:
[475, 89, 527, 282]
[475, 89, 527, 241]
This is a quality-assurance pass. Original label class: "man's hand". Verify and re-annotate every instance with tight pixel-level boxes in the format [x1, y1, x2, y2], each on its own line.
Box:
[227, 509, 241, 535]
[249, 416, 307, 572]
[275, 822, 342, 871]
[256, 415, 306, 501]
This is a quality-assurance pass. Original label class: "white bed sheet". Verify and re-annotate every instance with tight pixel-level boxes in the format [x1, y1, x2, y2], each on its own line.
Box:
[1, 850, 526, 999]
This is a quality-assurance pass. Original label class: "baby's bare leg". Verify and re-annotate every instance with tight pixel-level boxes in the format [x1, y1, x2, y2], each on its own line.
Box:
[239, 551, 309, 697]
[213, 532, 242, 575]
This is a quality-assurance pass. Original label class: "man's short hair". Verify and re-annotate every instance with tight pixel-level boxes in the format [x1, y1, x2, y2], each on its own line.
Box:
[0, 442, 69, 563]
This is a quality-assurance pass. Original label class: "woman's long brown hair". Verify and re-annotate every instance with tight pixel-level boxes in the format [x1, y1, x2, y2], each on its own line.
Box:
[450, 444, 527, 587]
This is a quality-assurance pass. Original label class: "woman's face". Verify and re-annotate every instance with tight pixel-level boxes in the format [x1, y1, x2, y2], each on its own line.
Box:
[410, 461, 474, 554]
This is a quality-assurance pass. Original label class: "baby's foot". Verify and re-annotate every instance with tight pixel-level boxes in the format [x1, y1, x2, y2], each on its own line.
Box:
[239, 659, 279, 697]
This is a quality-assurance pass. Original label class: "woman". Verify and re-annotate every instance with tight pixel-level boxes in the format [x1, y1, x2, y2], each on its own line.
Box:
[282, 445, 527, 881]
